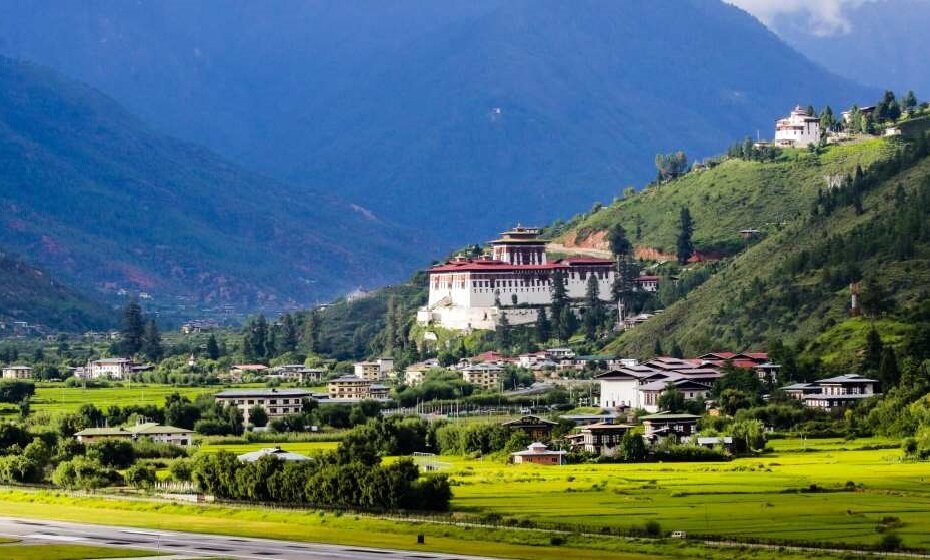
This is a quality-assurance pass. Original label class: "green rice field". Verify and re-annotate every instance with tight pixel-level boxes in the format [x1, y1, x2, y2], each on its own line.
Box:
[15, 384, 218, 416]
[447, 437, 930, 549]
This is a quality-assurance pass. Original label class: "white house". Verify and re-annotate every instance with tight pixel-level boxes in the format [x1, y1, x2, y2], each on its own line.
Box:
[353, 356, 394, 380]
[774, 105, 821, 147]
[798, 374, 880, 410]
[2, 366, 33, 380]
[214, 388, 311, 424]
[87, 358, 134, 380]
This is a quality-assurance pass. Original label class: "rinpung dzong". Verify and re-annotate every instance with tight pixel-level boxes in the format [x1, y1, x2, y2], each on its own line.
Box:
[417, 226, 617, 330]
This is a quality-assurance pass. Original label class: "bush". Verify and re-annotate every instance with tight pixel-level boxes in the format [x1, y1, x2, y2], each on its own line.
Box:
[133, 438, 188, 459]
[169, 458, 193, 482]
[654, 444, 729, 462]
[53, 457, 122, 490]
[86, 439, 135, 468]
[879, 533, 902, 551]
[125, 464, 157, 489]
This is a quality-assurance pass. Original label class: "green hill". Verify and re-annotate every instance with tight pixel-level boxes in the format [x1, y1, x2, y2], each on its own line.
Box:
[567, 134, 930, 359]
[0, 249, 112, 332]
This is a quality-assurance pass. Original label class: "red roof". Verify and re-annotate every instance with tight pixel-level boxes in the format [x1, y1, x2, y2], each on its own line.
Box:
[636, 275, 660, 281]
[429, 256, 612, 273]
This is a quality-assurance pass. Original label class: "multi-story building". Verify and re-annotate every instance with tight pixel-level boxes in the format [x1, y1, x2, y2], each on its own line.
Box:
[784, 374, 880, 410]
[774, 105, 821, 147]
[86, 358, 134, 380]
[328, 375, 373, 401]
[461, 363, 502, 390]
[2, 366, 33, 380]
[214, 388, 310, 424]
[417, 226, 616, 330]
[353, 356, 394, 381]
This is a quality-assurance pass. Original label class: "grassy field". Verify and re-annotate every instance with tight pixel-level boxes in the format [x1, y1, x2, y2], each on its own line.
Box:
[0, 488, 859, 560]
[0, 543, 155, 560]
[448, 437, 930, 550]
[15, 384, 218, 416]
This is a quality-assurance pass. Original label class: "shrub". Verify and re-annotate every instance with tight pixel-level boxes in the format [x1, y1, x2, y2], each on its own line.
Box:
[125, 464, 157, 489]
[879, 533, 902, 551]
[86, 439, 135, 468]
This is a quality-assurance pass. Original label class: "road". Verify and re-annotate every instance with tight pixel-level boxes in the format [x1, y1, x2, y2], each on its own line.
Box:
[0, 516, 499, 560]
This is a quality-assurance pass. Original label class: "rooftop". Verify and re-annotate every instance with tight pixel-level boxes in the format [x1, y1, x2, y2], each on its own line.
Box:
[215, 388, 312, 397]
[237, 446, 311, 462]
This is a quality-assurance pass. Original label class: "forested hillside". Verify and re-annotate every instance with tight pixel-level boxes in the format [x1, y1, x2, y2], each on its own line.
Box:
[586, 133, 930, 362]
[0, 249, 112, 331]
[0, 57, 424, 315]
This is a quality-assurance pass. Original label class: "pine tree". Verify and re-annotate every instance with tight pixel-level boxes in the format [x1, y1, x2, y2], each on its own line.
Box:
[535, 307, 550, 343]
[557, 306, 576, 341]
[862, 327, 884, 373]
[670, 341, 684, 359]
[653, 339, 664, 356]
[250, 315, 269, 360]
[302, 310, 322, 354]
[550, 269, 568, 337]
[206, 334, 221, 360]
[903, 90, 918, 111]
[878, 346, 900, 388]
[280, 314, 298, 353]
[584, 274, 602, 341]
[676, 206, 695, 265]
[496, 312, 511, 351]
[140, 319, 163, 362]
[120, 300, 145, 356]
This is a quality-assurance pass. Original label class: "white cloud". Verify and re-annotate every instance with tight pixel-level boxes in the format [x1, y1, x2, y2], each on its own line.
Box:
[728, 0, 880, 36]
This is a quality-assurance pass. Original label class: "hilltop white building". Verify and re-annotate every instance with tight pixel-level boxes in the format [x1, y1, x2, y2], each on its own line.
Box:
[417, 226, 616, 330]
[774, 105, 821, 147]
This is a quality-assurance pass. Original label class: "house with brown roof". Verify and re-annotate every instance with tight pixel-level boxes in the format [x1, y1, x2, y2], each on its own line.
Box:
[510, 442, 566, 465]
[502, 415, 558, 441]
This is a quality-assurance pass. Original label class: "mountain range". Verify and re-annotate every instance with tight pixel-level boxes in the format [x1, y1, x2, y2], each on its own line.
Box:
[0, 56, 424, 319]
[0, 0, 876, 250]
[758, 0, 930, 97]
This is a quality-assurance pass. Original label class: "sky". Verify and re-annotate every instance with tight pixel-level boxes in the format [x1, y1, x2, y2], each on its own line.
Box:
[728, 0, 879, 36]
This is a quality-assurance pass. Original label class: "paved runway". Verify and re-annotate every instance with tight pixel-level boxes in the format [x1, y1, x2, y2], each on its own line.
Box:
[0, 516, 499, 560]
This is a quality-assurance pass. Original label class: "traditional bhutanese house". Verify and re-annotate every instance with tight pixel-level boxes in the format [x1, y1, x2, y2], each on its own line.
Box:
[782, 382, 820, 400]
[1, 366, 33, 380]
[635, 275, 660, 292]
[74, 422, 194, 446]
[502, 415, 558, 441]
[567, 422, 635, 455]
[510, 442, 566, 465]
[637, 377, 713, 414]
[801, 374, 880, 410]
[641, 412, 700, 441]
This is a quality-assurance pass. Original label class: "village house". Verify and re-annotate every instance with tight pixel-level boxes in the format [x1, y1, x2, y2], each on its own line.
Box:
[460, 363, 502, 390]
[353, 356, 394, 381]
[783, 374, 880, 410]
[565, 422, 634, 455]
[74, 421, 194, 447]
[641, 412, 699, 442]
[774, 105, 821, 147]
[214, 388, 310, 424]
[502, 415, 558, 441]
[86, 357, 134, 380]
[635, 275, 660, 292]
[1, 365, 33, 380]
[417, 226, 616, 330]
[510, 442, 566, 465]
[638, 378, 713, 413]
[326, 375, 389, 401]
[269, 365, 324, 384]
[230, 364, 268, 377]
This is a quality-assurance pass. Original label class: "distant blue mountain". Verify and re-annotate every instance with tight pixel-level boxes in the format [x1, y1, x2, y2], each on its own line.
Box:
[765, 0, 930, 98]
[0, 1, 875, 276]
[0, 57, 424, 314]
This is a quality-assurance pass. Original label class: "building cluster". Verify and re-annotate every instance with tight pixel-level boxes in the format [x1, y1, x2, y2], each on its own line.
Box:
[597, 352, 779, 413]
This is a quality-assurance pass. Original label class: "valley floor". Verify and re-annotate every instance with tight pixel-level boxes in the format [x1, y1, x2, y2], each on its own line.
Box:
[0, 437, 924, 559]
